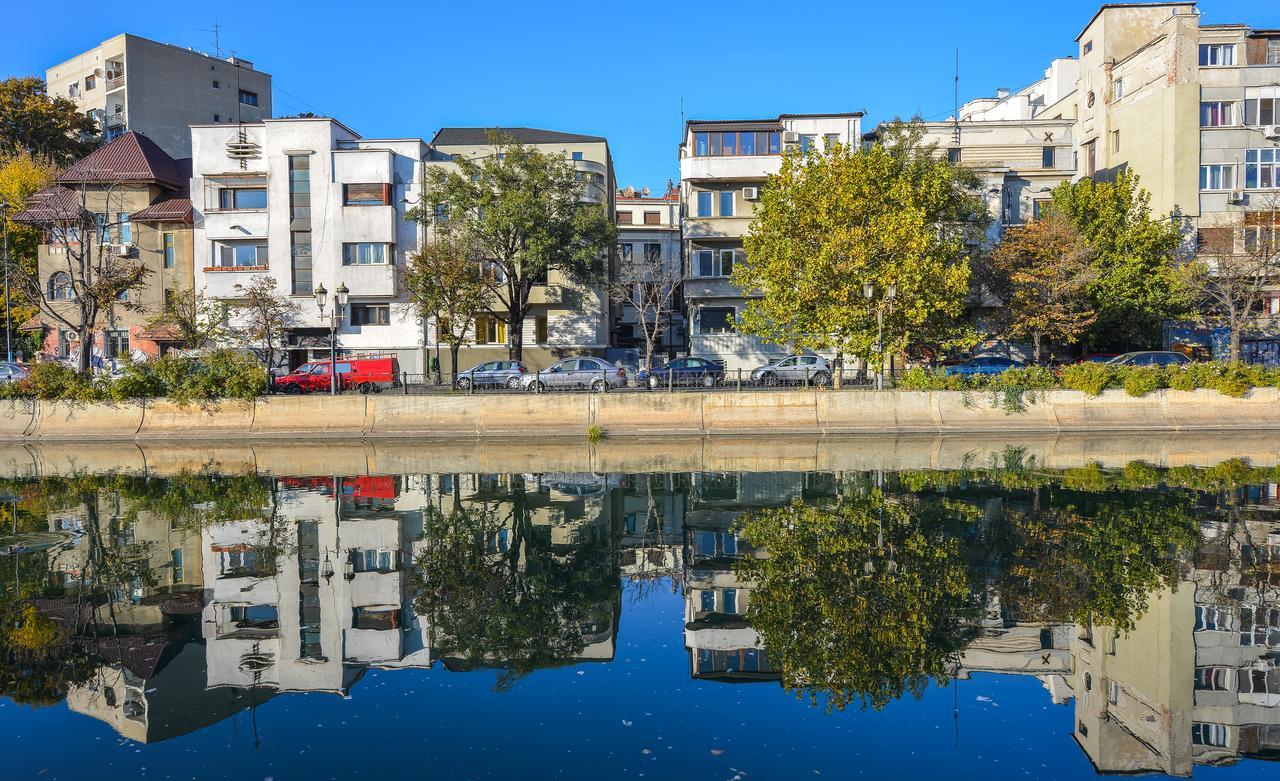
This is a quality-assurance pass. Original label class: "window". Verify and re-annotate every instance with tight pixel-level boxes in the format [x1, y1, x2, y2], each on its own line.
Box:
[1199, 44, 1236, 67]
[84, 75, 96, 90]
[343, 183, 389, 206]
[1113, 76, 1126, 100]
[213, 114, 221, 123]
[699, 307, 736, 334]
[947, 147, 961, 163]
[212, 79, 221, 88]
[1111, 130, 1120, 153]
[618, 243, 633, 262]
[571, 151, 583, 161]
[692, 130, 781, 157]
[719, 191, 735, 217]
[1244, 227, 1276, 255]
[723, 588, 738, 614]
[1042, 147, 1055, 168]
[352, 548, 398, 573]
[1200, 164, 1236, 191]
[1193, 723, 1230, 748]
[288, 155, 312, 295]
[694, 249, 737, 277]
[644, 243, 661, 263]
[1108, 681, 1120, 705]
[47, 272, 75, 301]
[238, 89, 259, 106]
[1245, 149, 1279, 189]
[1269, 39, 1280, 65]
[798, 134, 817, 154]
[696, 191, 713, 217]
[1083, 40, 1093, 55]
[1085, 140, 1097, 176]
[104, 329, 129, 359]
[218, 187, 267, 210]
[824, 133, 840, 150]
[350, 304, 390, 326]
[643, 211, 660, 225]
[342, 242, 390, 265]
[1244, 91, 1279, 125]
[474, 314, 507, 344]
[117, 212, 131, 243]
[535, 315, 548, 344]
[1201, 101, 1235, 127]
[163, 233, 175, 268]
[616, 210, 633, 224]
[171, 549, 184, 583]
[1195, 667, 1232, 691]
[700, 590, 715, 612]
[228, 605, 277, 629]
[214, 240, 269, 268]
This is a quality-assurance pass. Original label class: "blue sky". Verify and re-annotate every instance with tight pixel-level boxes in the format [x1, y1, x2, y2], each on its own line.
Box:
[4, 0, 1276, 188]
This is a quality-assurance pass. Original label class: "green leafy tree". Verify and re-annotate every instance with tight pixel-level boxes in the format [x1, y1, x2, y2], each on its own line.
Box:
[231, 276, 300, 373]
[404, 226, 491, 379]
[736, 121, 986, 377]
[988, 214, 1098, 363]
[412, 131, 616, 361]
[735, 493, 981, 711]
[144, 286, 230, 351]
[0, 77, 99, 165]
[1049, 171, 1189, 350]
[0, 150, 57, 356]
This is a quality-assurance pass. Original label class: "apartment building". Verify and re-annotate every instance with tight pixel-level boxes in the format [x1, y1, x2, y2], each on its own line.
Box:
[189, 118, 429, 373]
[46, 33, 272, 157]
[15, 131, 195, 363]
[425, 128, 616, 371]
[614, 183, 685, 357]
[679, 113, 862, 370]
[1072, 2, 1280, 356]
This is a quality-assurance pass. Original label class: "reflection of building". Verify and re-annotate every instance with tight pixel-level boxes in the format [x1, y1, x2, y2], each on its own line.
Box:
[619, 473, 685, 582]
[201, 476, 432, 696]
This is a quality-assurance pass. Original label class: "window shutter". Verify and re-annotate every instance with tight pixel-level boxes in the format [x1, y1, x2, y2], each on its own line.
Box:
[383, 183, 392, 205]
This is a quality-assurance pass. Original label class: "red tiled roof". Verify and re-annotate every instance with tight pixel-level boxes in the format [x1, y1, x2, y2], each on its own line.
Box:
[11, 186, 90, 223]
[131, 197, 193, 223]
[136, 323, 184, 341]
[57, 132, 185, 189]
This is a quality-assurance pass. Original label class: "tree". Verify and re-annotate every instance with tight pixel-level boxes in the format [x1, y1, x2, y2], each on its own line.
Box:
[404, 227, 490, 380]
[735, 493, 981, 711]
[1049, 171, 1189, 350]
[988, 215, 1098, 364]
[0, 77, 99, 166]
[736, 121, 985, 379]
[0, 151, 58, 354]
[1186, 207, 1280, 363]
[231, 276, 300, 372]
[144, 286, 229, 351]
[412, 131, 616, 361]
[11, 182, 150, 372]
[608, 242, 681, 371]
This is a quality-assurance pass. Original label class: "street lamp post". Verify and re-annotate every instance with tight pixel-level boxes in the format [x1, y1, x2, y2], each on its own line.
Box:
[313, 282, 350, 395]
[862, 282, 896, 391]
[1, 200, 10, 362]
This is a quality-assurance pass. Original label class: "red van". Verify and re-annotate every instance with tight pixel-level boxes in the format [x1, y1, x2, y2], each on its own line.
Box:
[275, 355, 401, 394]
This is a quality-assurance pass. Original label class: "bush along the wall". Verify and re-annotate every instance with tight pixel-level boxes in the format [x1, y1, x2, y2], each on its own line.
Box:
[899, 362, 1280, 401]
[0, 350, 269, 405]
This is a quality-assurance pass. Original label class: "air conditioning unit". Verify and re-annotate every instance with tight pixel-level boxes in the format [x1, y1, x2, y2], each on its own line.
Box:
[1227, 190, 1246, 205]
[1264, 124, 1280, 141]
[742, 186, 760, 200]
[115, 242, 134, 257]
[782, 131, 799, 144]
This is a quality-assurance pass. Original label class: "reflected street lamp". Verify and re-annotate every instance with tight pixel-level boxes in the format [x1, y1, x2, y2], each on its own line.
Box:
[863, 283, 896, 390]
[2, 200, 10, 362]
[314, 282, 350, 395]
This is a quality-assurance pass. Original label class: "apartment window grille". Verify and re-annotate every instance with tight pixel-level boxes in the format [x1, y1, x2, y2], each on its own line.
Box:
[350, 303, 390, 326]
[342, 242, 390, 265]
[1201, 101, 1235, 127]
[1245, 149, 1280, 189]
[1200, 164, 1236, 191]
[1200, 44, 1236, 67]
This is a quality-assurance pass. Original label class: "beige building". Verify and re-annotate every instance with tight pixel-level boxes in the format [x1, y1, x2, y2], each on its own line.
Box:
[614, 183, 685, 357]
[425, 128, 617, 372]
[45, 33, 271, 158]
[15, 132, 195, 363]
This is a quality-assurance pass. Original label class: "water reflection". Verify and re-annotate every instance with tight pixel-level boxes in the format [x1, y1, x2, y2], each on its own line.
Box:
[0, 460, 1276, 777]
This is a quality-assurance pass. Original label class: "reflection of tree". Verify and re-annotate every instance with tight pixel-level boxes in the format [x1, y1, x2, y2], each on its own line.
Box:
[735, 492, 981, 711]
[411, 477, 618, 690]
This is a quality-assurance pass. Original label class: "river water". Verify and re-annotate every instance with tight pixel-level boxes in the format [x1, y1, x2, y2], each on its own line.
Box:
[0, 441, 1277, 780]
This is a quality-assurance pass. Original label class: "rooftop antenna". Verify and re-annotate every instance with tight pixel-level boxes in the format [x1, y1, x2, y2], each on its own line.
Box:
[953, 48, 961, 147]
[198, 17, 223, 58]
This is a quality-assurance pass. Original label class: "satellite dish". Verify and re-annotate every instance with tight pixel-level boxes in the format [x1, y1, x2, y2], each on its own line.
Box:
[641, 187, 651, 196]
[93, 68, 105, 77]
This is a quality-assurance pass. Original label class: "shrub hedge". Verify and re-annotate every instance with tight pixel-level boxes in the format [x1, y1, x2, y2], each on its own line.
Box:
[896, 362, 1280, 398]
[0, 350, 268, 404]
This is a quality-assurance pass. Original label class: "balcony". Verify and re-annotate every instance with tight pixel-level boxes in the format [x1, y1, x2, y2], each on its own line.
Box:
[201, 265, 271, 300]
[340, 262, 399, 297]
[681, 155, 781, 182]
[104, 109, 126, 128]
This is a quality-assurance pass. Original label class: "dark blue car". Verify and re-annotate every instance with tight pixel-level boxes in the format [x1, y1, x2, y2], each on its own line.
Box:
[944, 356, 1025, 377]
[637, 357, 725, 389]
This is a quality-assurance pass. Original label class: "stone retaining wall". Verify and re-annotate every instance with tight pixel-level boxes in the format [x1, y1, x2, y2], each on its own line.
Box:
[0, 387, 1274, 440]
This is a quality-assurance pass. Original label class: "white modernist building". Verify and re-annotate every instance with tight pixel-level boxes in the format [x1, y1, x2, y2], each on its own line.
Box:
[190, 118, 429, 374]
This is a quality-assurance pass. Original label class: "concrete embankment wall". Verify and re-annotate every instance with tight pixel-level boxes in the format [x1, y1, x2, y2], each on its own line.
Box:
[0, 387, 1275, 441]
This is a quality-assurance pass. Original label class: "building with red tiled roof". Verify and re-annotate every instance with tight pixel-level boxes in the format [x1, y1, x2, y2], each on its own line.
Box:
[14, 131, 195, 363]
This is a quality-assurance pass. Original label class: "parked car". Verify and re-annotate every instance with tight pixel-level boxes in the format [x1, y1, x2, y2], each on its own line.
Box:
[750, 355, 833, 386]
[944, 356, 1025, 376]
[0, 362, 29, 385]
[521, 357, 627, 393]
[456, 360, 528, 389]
[1106, 351, 1190, 367]
[637, 357, 725, 389]
[1074, 353, 1119, 364]
[275, 355, 401, 394]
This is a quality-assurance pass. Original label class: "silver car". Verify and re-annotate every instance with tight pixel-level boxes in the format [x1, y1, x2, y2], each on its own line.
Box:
[456, 360, 528, 389]
[750, 355, 833, 386]
[521, 357, 627, 393]
[0, 362, 30, 385]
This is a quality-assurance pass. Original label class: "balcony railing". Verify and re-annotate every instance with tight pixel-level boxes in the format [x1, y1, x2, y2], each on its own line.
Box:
[104, 110, 126, 128]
